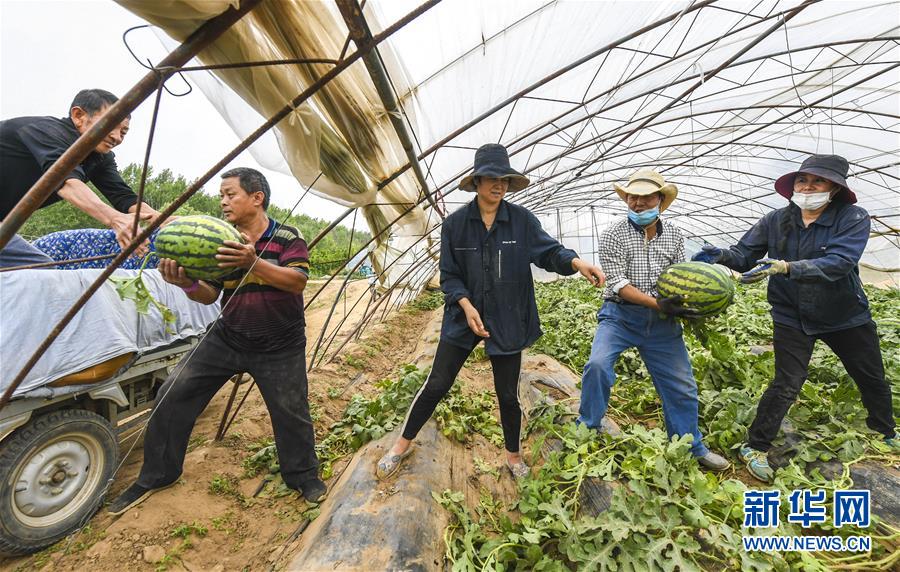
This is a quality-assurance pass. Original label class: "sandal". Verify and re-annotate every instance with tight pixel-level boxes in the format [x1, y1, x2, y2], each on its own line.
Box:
[376, 447, 413, 480]
[507, 460, 531, 480]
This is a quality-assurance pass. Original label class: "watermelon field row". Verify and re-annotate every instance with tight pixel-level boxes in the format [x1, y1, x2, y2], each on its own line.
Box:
[433, 280, 899, 571]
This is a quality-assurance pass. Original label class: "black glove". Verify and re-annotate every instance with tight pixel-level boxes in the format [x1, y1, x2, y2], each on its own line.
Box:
[657, 295, 702, 319]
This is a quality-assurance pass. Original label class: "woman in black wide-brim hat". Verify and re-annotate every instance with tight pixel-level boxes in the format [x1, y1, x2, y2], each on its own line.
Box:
[693, 154, 898, 482]
[376, 143, 606, 480]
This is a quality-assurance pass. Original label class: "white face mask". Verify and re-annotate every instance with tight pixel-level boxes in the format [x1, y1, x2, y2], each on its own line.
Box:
[791, 191, 832, 211]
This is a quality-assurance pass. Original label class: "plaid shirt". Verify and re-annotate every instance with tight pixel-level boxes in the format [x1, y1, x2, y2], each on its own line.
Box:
[599, 217, 685, 301]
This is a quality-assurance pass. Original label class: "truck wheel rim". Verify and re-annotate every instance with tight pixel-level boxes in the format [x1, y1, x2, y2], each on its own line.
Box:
[11, 433, 105, 527]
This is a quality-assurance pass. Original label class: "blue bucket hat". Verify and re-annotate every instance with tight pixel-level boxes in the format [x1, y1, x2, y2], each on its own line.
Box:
[458, 144, 530, 193]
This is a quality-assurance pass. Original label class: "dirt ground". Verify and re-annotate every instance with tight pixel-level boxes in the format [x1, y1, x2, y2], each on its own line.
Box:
[1, 281, 454, 572]
[9, 277, 759, 571]
[2, 274, 831, 570]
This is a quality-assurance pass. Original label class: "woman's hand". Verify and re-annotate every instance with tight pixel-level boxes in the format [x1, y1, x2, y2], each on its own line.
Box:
[741, 258, 789, 284]
[464, 306, 490, 338]
[572, 258, 606, 288]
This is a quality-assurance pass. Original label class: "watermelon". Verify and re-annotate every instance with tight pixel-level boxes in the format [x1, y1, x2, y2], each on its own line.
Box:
[155, 215, 243, 280]
[657, 262, 735, 317]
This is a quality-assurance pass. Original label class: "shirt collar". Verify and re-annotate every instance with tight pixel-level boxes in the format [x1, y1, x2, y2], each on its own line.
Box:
[790, 202, 839, 227]
[260, 217, 277, 240]
[466, 198, 510, 223]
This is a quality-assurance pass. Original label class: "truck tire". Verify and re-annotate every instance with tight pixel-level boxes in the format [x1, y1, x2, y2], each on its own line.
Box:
[0, 409, 118, 556]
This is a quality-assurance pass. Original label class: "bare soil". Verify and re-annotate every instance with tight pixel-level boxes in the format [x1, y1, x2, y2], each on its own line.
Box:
[1, 279, 575, 572]
[1, 281, 441, 572]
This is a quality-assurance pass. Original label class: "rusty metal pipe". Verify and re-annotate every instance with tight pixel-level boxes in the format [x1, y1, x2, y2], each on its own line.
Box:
[336, 0, 442, 216]
[0, 0, 263, 251]
[0, 254, 115, 272]
[0, 0, 442, 412]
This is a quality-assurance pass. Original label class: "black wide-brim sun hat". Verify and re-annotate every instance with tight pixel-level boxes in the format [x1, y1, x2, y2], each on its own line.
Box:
[459, 143, 530, 193]
[774, 154, 857, 204]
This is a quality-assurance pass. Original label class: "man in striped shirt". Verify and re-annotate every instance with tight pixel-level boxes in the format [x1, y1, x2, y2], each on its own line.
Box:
[108, 167, 325, 515]
[579, 169, 730, 471]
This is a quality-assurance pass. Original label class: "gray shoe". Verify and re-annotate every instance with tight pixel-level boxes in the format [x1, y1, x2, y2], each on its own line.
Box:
[696, 451, 731, 472]
[507, 461, 530, 480]
[375, 447, 413, 480]
[600, 416, 622, 437]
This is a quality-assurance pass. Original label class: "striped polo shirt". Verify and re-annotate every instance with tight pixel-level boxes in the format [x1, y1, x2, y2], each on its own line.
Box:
[208, 218, 309, 351]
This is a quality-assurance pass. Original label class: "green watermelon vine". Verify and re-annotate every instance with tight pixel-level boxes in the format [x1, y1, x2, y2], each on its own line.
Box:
[108, 255, 177, 333]
[433, 280, 899, 571]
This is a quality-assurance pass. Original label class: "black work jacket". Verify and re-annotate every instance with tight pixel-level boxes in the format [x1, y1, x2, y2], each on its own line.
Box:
[720, 201, 871, 335]
[0, 116, 137, 219]
[440, 198, 578, 355]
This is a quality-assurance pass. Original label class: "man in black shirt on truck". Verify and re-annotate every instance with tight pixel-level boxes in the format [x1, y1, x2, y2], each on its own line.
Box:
[0, 88, 160, 267]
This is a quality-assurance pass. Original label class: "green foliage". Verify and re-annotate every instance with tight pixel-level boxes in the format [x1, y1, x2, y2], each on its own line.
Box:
[241, 438, 278, 478]
[18, 163, 370, 276]
[169, 521, 208, 540]
[344, 354, 366, 369]
[315, 364, 429, 478]
[465, 345, 488, 366]
[473, 456, 501, 481]
[406, 289, 444, 312]
[438, 414, 896, 571]
[434, 384, 504, 448]
[107, 254, 176, 332]
[533, 280, 900, 457]
[154, 521, 208, 571]
[208, 473, 245, 506]
[434, 280, 900, 571]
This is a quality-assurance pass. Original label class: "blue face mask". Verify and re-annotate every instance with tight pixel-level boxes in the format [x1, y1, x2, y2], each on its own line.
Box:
[628, 206, 659, 227]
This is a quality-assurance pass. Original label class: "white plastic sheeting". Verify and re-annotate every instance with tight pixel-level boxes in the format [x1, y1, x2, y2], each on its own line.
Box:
[122, 0, 899, 281]
[0, 269, 219, 397]
[368, 0, 899, 271]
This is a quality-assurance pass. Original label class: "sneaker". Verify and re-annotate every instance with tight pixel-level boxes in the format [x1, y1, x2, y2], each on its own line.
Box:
[107, 482, 171, 515]
[375, 447, 413, 480]
[299, 478, 327, 503]
[739, 444, 774, 483]
[599, 416, 622, 437]
[696, 451, 731, 472]
[884, 433, 900, 451]
[507, 460, 530, 480]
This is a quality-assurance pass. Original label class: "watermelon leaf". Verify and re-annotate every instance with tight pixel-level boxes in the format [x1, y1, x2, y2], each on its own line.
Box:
[108, 256, 177, 334]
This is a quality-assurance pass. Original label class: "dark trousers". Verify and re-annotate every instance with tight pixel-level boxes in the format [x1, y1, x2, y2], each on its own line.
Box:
[748, 320, 895, 451]
[138, 326, 319, 489]
[401, 340, 523, 453]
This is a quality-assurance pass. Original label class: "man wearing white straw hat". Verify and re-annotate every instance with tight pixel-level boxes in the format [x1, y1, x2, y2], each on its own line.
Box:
[579, 168, 731, 471]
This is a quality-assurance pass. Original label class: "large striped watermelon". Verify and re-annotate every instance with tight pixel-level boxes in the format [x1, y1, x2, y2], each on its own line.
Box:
[155, 215, 243, 280]
[657, 262, 735, 317]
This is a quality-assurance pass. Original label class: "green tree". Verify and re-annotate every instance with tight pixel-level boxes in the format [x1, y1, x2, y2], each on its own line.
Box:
[19, 163, 370, 276]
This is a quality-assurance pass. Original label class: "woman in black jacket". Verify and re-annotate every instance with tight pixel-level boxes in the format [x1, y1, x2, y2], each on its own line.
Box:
[376, 144, 605, 480]
[694, 155, 898, 482]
